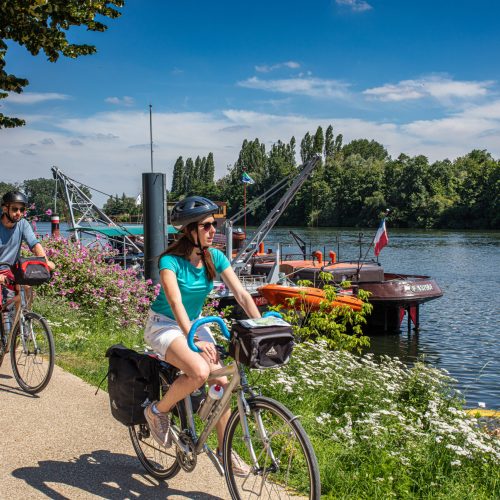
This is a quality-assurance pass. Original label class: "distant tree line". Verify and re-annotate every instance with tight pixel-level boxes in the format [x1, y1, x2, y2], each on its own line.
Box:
[3, 126, 499, 229]
[171, 125, 499, 229]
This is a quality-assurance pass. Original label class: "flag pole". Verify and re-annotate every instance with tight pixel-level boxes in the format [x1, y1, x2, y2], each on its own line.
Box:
[244, 181, 247, 235]
[356, 209, 391, 282]
[363, 208, 390, 261]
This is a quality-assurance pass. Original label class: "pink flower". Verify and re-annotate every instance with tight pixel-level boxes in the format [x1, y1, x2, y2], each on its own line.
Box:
[45, 209, 52, 216]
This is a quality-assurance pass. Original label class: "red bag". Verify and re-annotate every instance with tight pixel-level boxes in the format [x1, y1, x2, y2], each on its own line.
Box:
[12, 257, 51, 285]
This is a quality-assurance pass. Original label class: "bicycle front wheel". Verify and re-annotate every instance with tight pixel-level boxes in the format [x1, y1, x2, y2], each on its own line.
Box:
[129, 372, 182, 480]
[223, 396, 321, 500]
[10, 311, 55, 394]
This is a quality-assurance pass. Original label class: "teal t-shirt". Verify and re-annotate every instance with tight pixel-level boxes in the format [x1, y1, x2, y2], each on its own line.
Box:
[151, 247, 230, 320]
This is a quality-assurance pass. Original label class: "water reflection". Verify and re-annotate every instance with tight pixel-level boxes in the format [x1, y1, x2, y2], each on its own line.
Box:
[264, 227, 500, 408]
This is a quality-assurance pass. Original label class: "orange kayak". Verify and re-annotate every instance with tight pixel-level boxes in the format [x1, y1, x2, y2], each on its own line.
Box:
[258, 284, 363, 312]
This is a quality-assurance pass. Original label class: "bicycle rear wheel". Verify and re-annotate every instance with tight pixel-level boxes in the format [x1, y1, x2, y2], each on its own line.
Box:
[223, 396, 320, 500]
[129, 372, 183, 480]
[10, 311, 55, 394]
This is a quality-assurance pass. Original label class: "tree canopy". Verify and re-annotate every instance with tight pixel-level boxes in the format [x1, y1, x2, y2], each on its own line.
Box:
[0, 0, 123, 128]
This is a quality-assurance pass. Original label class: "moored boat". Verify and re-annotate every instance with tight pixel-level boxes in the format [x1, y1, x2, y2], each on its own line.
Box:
[250, 254, 443, 332]
[258, 284, 364, 311]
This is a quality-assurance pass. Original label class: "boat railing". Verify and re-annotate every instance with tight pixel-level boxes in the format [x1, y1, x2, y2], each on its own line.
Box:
[239, 275, 268, 291]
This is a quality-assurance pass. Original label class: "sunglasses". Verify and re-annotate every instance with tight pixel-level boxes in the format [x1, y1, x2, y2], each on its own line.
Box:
[9, 206, 25, 213]
[199, 221, 217, 231]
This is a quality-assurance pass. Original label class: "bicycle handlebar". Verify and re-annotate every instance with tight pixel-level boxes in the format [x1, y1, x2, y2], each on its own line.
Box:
[187, 316, 230, 353]
[186, 311, 283, 353]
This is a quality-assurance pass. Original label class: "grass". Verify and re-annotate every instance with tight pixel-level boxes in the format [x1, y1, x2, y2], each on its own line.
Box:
[35, 296, 500, 499]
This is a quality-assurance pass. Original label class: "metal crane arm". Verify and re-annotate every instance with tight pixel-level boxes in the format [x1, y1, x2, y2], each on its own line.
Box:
[229, 155, 320, 272]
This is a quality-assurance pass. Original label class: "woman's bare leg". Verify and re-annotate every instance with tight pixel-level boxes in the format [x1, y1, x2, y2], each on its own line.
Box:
[155, 336, 210, 413]
[156, 337, 230, 450]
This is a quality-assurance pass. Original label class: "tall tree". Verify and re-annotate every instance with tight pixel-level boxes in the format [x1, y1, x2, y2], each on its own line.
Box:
[171, 156, 185, 196]
[204, 152, 215, 185]
[184, 158, 195, 194]
[300, 132, 313, 163]
[312, 126, 324, 156]
[0, 0, 123, 128]
[334, 133, 343, 153]
[324, 125, 335, 159]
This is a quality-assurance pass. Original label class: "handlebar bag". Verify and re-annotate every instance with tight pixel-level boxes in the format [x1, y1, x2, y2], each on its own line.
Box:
[229, 317, 294, 369]
[12, 257, 51, 285]
[105, 344, 160, 426]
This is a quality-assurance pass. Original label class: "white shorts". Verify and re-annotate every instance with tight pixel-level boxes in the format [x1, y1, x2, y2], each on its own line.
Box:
[144, 309, 215, 358]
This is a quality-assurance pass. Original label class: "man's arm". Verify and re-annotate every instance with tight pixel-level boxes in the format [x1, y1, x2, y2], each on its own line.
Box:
[32, 243, 55, 270]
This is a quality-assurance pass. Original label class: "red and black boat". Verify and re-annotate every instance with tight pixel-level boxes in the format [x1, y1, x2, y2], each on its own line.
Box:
[250, 253, 443, 332]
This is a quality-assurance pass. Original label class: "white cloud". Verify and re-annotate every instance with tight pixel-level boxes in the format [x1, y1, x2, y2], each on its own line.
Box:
[1, 103, 498, 205]
[105, 96, 135, 106]
[238, 76, 350, 99]
[255, 61, 301, 73]
[364, 76, 493, 103]
[6, 92, 71, 104]
[336, 0, 372, 13]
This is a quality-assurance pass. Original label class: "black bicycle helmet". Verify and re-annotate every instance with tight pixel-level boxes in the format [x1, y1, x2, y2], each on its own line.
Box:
[171, 196, 219, 229]
[1, 191, 28, 207]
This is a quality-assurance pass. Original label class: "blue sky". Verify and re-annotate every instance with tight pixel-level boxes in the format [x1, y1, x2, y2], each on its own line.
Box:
[1, 0, 500, 202]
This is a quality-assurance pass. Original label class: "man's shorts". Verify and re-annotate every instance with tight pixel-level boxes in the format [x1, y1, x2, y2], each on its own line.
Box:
[144, 309, 215, 358]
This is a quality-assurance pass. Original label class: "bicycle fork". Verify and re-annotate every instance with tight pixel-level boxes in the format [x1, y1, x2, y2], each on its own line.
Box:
[237, 394, 279, 474]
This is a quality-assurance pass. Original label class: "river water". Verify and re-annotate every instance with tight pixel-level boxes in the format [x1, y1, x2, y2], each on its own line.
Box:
[264, 227, 500, 409]
[37, 223, 499, 408]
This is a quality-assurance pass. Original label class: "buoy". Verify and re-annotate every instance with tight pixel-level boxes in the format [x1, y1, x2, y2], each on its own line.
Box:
[329, 250, 336, 264]
[51, 214, 60, 237]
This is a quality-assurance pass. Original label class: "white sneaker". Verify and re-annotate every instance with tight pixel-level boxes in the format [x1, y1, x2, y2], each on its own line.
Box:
[144, 402, 172, 448]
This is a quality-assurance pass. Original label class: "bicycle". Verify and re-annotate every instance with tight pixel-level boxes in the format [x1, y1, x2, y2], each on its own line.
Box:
[129, 313, 321, 499]
[0, 262, 55, 394]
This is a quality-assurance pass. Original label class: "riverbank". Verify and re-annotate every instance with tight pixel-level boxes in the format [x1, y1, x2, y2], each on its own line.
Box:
[35, 296, 500, 499]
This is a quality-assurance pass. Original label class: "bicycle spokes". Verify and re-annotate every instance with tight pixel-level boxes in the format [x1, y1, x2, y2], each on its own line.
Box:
[11, 312, 54, 394]
[225, 397, 320, 499]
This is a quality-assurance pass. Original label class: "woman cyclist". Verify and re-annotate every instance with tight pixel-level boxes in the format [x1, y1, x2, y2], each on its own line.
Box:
[143, 196, 260, 474]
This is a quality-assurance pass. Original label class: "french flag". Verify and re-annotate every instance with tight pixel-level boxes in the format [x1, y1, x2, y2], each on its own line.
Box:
[374, 218, 389, 256]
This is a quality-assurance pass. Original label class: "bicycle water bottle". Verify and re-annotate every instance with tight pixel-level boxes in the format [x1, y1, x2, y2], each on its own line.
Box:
[1, 310, 11, 334]
[198, 384, 224, 421]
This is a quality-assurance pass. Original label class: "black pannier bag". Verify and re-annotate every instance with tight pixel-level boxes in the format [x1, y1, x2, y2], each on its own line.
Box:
[105, 344, 160, 426]
[12, 257, 51, 285]
[229, 317, 294, 369]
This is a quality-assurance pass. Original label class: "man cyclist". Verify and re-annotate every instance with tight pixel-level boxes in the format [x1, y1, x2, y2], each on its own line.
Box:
[0, 191, 55, 299]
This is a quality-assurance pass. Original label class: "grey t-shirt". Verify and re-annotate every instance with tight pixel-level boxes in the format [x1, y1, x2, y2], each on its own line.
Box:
[0, 218, 39, 268]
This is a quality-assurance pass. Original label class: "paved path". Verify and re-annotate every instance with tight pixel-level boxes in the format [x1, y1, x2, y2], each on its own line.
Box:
[0, 360, 231, 499]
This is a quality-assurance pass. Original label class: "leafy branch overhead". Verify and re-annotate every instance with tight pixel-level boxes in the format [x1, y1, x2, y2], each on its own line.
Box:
[0, 0, 123, 129]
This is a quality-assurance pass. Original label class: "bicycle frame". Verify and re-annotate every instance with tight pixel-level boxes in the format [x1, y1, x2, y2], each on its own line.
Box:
[168, 313, 281, 473]
[1, 283, 33, 355]
[169, 362, 240, 455]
